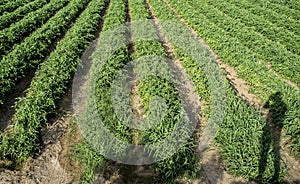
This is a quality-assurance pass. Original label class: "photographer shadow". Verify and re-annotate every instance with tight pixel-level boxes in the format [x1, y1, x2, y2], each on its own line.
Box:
[257, 92, 287, 183]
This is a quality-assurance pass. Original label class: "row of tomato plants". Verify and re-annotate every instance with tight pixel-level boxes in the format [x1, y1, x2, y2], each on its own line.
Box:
[183, 0, 300, 87]
[251, 0, 300, 21]
[0, 0, 91, 105]
[205, 0, 300, 56]
[148, 0, 291, 181]
[0, 0, 33, 15]
[166, 0, 300, 159]
[129, 0, 198, 182]
[0, 0, 49, 30]
[227, 0, 300, 35]
[0, 0, 69, 56]
[0, 0, 108, 166]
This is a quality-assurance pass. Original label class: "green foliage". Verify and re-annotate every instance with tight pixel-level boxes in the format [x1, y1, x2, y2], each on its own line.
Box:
[93, 47, 132, 141]
[215, 90, 286, 181]
[0, 0, 297, 183]
[81, 0, 199, 182]
[91, 0, 129, 140]
[77, 0, 128, 182]
[252, 0, 300, 21]
[227, 0, 300, 35]
[128, 0, 198, 181]
[0, 1, 10, 6]
[205, 0, 300, 55]
[0, 0, 49, 30]
[0, 0, 69, 56]
[268, 0, 300, 11]
[0, 0, 33, 15]
[137, 76, 181, 143]
[0, 0, 90, 104]
[182, 0, 300, 86]
[73, 140, 106, 184]
[0, 0, 108, 166]
[167, 0, 300, 159]
[148, 0, 291, 181]
[153, 141, 198, 183]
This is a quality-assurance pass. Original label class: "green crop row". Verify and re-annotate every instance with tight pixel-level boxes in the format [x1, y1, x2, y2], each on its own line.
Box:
[250, 0, 300, 21]
[72, 140, 107, 184]
[183, 0, 300, 87]
[205, 0, 300, 56]
[91, 0, 129, 140]
[0, 0, 91, 105]
[227, 0, 300, 35]
[166, 0, 300, 158]
[0, 1, 9, 6]
[0, 0, 33, 15]
[76, 0, 129, 182]
[0, 0, 69, 56]
[267, 0, 300, 12]
[138, 76, 198, 182]
[0, 0, 49, 30]
[148, 0, 294, 181]
[0, 0, 108, 167]
[129, 0, 198, 182]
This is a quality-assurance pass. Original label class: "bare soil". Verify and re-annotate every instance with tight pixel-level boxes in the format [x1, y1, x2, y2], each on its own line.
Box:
[199, 147, 246, 184]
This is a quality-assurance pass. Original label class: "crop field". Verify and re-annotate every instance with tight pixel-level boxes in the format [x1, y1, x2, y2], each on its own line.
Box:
[0, 0, 299, 183]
